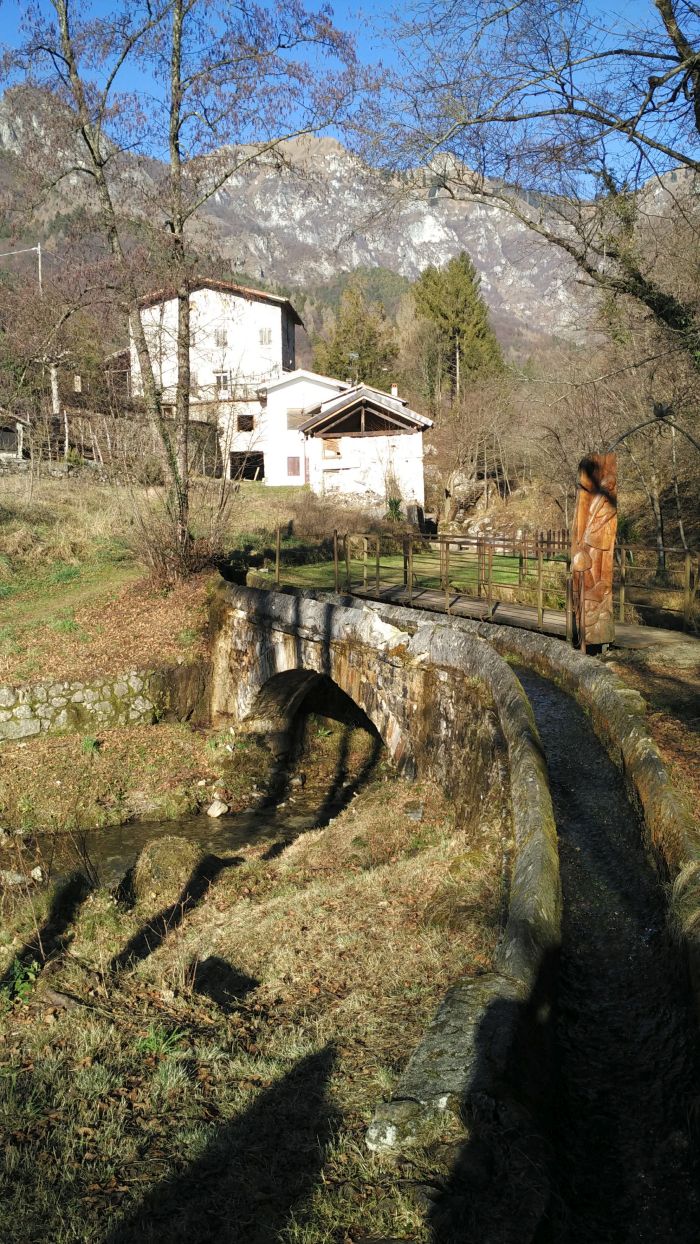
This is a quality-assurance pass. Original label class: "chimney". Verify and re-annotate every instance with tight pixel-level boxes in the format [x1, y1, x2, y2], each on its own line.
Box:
[391, 382, 398, 397]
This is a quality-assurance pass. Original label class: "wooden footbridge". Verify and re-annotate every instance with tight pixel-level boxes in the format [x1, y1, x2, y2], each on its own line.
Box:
[269, 529, 699, 651]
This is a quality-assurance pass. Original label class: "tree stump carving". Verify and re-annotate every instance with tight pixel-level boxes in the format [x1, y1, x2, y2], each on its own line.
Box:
[571, 453, 617, 649]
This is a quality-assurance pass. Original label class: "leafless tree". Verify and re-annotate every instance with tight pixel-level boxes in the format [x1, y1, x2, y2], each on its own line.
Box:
[376, 0, 700, 370]
[6, 0, 358, 577]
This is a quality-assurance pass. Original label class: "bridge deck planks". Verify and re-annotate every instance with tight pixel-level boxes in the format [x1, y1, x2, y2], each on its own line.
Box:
[348, 584, 697, 651]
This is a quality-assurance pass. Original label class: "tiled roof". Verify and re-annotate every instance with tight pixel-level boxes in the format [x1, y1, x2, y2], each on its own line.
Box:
[138, 278, 303, 325]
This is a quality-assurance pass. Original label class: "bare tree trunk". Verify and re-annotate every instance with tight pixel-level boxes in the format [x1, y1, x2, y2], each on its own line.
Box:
[650, 465, 667, 579]
[55, 0, 186, 568]
[169, 0, 191, 560]
[626, 442, 667, 579]
[670, 423, 689, 551]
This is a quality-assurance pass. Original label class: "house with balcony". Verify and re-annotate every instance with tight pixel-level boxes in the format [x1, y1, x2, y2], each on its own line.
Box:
[129, 278, 431, 505]
[235, 369, 431, 505]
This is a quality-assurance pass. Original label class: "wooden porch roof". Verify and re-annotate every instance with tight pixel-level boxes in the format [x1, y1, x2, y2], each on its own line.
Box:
[299, 384, 432, 437]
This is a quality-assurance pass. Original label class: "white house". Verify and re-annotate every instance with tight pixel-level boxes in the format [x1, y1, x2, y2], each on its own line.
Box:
[224, 368, 348, 485]
[226, 370, 431, 506]
[129, 278, 301, 410]
[129, 278, 431, 505]
[299, 382, 431, 506]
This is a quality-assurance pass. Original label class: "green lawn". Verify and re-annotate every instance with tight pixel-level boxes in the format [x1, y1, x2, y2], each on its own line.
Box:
[281, 549, 566, 596]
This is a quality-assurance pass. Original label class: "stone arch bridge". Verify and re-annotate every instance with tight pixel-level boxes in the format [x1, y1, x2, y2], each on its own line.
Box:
[211, 583, 525, 816]
[209, 583, 698, 1163]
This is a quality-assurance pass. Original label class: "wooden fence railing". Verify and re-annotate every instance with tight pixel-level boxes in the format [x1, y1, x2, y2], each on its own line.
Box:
[271, 529, 699, 640]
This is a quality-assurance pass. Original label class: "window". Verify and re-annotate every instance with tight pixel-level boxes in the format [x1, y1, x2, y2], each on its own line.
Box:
[323, 438, 341, 459]
[259, 327, 272, 347]
[287, 456, 301, 477]
[237, 412, 254, 432]
[214, 371, 230, 394]
[230, 451, 264, 481]
[286, 409, 305, 430]
[214, 327, 228, 348]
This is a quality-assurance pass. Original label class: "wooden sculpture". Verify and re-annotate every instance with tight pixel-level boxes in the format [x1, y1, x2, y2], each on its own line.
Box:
[571, 453, 618, 649]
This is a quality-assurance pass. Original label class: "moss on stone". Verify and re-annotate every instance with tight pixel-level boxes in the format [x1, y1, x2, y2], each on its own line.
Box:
[132, 836, 205, 910]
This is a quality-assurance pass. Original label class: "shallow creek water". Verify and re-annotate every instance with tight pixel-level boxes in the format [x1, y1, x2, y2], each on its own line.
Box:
[516, 668, 699, 1244]
[35, 783, 339, 891]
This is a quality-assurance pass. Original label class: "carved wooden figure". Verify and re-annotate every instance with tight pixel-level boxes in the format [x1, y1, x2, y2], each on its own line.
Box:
[571, 453, 618, 649]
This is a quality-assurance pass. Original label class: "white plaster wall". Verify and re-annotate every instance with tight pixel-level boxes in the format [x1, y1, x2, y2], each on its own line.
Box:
[307, 432, 425, 506]
[262, 375, 346, 486]
[130, 289, 285, 403]
[218, 372, 346, 484]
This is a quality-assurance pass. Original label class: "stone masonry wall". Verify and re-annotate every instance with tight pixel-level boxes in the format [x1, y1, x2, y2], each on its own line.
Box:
[0, 672, 161, 742]
[0, 659, 210, 743]
[212, 583, 561, 1166]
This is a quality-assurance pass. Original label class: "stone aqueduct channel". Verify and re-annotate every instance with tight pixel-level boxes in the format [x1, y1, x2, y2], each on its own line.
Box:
[212, 583, 700, 1242]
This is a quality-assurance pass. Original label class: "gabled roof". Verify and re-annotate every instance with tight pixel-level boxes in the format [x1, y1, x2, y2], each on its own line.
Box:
[299, 384, 433, 435]
[259, 369, 350, 395]
[138, 278, 303, 325]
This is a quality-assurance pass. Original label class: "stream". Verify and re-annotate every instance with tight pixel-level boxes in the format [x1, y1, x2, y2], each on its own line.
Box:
[516, 668, 699, 1244]
[34, 775, 354, 891]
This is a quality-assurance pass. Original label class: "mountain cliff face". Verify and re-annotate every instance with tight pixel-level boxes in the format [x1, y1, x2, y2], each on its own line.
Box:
[0, 89, 590, 347]
[197, 137, 589, 345]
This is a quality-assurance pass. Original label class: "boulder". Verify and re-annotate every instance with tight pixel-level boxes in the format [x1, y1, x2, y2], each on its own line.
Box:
[132, 836, 204, 908]
[206, 798, 229, 818]
[0, 869, 26, 888]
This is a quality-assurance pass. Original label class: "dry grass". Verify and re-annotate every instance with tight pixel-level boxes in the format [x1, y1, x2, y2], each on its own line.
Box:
[0, 743, 507, 1243]
[0, 723, 272, 833]
[0, 474, 387, 687]
[0, 573, 213, 687]
[607, 647, 700, 815]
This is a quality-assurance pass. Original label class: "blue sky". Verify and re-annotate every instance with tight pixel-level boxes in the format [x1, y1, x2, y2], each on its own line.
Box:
[0, 0, 398, 81]
[0, 0, 666, 161]
[0, 0, 657, 87]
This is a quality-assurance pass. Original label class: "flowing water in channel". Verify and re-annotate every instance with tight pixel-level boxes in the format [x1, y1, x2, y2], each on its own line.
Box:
[515, 668, 699, 1244]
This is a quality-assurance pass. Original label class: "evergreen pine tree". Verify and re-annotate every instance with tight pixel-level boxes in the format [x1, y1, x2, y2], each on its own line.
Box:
[413, 252, 503, 398]
[313, 280, 398, 389]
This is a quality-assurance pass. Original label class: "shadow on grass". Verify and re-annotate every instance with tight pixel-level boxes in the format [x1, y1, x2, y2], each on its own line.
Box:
[110, 854, 242, 974]
[189, 955, 259, 1013]
[428, 960, 556, 1244]
[106, 1045, 338, 1244]
[0, 870, 91, 990]
[311, 726, 383, 831]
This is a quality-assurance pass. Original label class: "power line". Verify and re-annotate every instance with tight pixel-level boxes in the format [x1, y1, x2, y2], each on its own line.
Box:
[0, 242, 42, 292]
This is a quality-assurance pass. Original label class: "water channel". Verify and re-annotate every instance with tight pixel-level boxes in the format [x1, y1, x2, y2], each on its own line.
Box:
[516, 668, 699, 1244]
[21, 665, 700, 1242]
[37, 760, 372, 890]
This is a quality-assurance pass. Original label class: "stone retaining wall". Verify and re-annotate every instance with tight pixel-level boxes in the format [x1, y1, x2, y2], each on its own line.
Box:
[365, 618, 561, 1154]
[214, 584, 562, 1165]
[289, 586, 700, 1021]
[0, 659, 210, 743]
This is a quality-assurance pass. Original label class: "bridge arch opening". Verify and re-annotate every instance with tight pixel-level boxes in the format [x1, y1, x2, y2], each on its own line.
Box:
[245, 670, 378, 742]
[241, 670, 384, 824]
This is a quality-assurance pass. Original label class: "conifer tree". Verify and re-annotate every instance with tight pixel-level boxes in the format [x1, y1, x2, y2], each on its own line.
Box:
[313, 281, 398, 388]
[413, 253, 502, 399]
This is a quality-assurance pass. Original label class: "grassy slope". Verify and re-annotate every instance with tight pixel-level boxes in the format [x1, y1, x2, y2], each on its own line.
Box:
[0, 726, 274, 834]
[0, 477, 387, 685]
[0, 744, 505, 1244]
